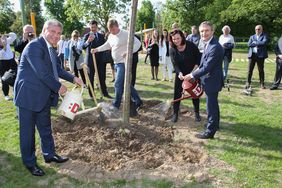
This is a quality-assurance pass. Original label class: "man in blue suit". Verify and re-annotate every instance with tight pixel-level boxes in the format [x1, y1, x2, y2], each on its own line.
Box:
[246, 25, 269, 89]
[14, 19, 83, 176]
[82, 20, 112, 99]
[186, 21, 224, 139]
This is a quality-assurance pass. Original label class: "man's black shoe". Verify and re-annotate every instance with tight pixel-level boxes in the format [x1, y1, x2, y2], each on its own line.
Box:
[45, 154, 69, 163]
[270, 86, 278, 90]
[130, 102, 138, 117]
[195, 112, 201, 122]
[171, 113, 178, 123]
[195, 131, 214, 139]
[104, 94, 113, 99]
[26, 164, 45, 176]
[136, 100, 143, 110]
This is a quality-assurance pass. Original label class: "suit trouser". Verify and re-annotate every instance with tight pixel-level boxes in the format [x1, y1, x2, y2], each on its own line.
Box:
[17, 100, 55, 167]
[173, 76, 199, 114]
[247, 54, 265, 85]
[88, 59, 109, 97]
[272, 60, 282, 87]
[206, 92, 220, 134]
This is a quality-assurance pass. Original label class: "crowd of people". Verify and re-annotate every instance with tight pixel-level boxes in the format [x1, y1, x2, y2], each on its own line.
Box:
[0, 18, 282, 176]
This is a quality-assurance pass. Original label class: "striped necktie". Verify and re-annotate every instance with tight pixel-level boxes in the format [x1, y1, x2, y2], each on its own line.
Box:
[49, 47, 59, 81]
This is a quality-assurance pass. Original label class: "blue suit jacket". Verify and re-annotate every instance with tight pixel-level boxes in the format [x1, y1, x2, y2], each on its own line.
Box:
[14, 37, 75, 112]
[82, 32, 105, 65]
[248, 33, 268, 59]
[192, 37, 224, 94]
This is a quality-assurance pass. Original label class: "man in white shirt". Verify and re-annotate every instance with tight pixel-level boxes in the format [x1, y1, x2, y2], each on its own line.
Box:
[92, 19, 142, 115]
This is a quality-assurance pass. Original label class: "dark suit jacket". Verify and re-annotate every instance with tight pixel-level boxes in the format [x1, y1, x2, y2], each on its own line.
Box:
[14, 37, 74, 112]
[248, 32, 268, 59]
[275, 37, 282, 64]
[192, 37, 224, 94]
[82, 32, 105, 65]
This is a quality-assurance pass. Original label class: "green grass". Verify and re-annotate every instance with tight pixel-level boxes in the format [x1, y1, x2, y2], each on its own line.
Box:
[0, 52, 282, 187]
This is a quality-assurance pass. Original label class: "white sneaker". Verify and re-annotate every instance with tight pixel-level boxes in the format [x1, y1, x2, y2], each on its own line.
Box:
[4, 96, 11, 101]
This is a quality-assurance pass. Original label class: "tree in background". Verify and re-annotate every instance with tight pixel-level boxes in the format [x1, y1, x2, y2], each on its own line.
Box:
[44, 0, 84, 36]
[136, 0, 155, 31]
[9, 0, 44, 36]
[64, 0, 130, 32]
[161, 0, 211, 32]
[0, 0, 16, 33]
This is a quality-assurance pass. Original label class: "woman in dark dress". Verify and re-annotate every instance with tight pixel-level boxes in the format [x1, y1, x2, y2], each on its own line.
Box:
[148, 35, 159, 80]
[169, 30, 201, 123]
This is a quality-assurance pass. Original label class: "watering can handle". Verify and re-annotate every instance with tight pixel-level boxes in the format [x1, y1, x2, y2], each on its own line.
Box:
[72, 85, 84, 96]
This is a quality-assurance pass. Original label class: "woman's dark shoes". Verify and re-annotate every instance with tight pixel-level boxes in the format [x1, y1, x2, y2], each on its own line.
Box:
[195, 131, 214, 139]
[171, 113, 178, 123]
[44, 154, 69, 163]
[195, 112, 201, 122]
[26, 164, 45, 176]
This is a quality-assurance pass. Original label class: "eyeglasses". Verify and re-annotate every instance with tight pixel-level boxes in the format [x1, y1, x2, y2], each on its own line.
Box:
[255, 28, 261, 31]
[73, 35, 78, 38]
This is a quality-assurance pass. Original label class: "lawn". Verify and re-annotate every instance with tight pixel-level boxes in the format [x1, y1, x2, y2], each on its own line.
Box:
[0, 52, 281, 187]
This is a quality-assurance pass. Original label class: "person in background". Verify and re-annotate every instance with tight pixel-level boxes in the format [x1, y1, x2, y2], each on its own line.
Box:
[0, 32, 17, 101]
[147, 34, 159, 80]
[186, 25, 200, 46]
[14, 25, 36, 62]
[13, 19, 83, 176]
[131, 34, 142, 87]
[169, 29, 201, 123]
[82, 20, 112, 99]
[91, 19, 143, 116]
[219, 25, 235, 81]
[57, 35, 67, 69]
[183, 31, 188, 39]
[159, 29, 173, 82]
[246, 25, 269, 89]
[172, 22, 180, 31]
[185, 21, 224, 139]
[103, 32, 115, 82]
[270, 36, 282, 90]
[64, 30, 86, 85]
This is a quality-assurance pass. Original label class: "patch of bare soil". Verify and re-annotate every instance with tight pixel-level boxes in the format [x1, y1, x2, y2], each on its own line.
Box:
[51, 100, 234, 187]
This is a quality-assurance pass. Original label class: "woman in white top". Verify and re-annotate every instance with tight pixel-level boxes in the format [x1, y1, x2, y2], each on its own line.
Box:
[64, 30, 86, 85]
[159, 29, 173, 82]
[0, 32, 17, 100]
[219, 25, 235, 80]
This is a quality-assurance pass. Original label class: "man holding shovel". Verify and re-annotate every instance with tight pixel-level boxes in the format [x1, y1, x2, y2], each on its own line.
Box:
[91, 19, 143, 116]
[82, 20, 112, 99]
[14, 19, 83, 176]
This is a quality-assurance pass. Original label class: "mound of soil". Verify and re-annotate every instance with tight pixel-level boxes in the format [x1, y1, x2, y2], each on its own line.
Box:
[51, 100, 233, 186]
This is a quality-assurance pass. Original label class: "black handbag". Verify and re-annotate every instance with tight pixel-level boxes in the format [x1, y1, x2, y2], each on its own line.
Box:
[1, 69, 16, 86]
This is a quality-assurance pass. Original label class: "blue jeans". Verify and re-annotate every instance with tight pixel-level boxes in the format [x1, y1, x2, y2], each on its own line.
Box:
[113, 63, 142, 109]
[223, 56, 230, 80]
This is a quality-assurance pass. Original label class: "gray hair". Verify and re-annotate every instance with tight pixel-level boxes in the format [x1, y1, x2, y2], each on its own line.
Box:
[107, 19, 119, 28]
[23, 24, 34, 32]
[222, 25, 231, 33]
[42, 19, 63, 34]
[199, 21, 214, 31]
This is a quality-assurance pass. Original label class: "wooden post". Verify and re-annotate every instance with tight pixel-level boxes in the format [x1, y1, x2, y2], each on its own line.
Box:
[123, 0, 138, 124]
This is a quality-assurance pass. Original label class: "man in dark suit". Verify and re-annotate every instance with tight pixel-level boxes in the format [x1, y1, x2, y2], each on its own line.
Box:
[14, 19, 83, 176]
[186, 21, 224, 139]
[270, 36, 282, 90]
[82, 20, 112, 99]
[246, 25, 269, 89]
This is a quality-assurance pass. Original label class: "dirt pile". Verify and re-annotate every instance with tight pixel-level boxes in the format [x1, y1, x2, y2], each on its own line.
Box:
[51, 100, 233, 186]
